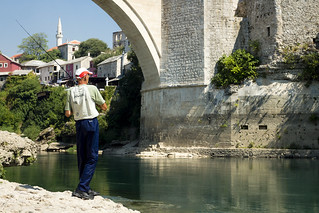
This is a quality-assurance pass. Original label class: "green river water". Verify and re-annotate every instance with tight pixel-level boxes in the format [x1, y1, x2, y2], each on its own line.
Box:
[5, 152, 319, 213]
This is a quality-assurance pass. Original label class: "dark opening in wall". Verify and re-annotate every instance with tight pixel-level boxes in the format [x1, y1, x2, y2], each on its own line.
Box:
[259, 125, 267, 130]
[241, 125, 248, 130]
[267, 27, 270, 37]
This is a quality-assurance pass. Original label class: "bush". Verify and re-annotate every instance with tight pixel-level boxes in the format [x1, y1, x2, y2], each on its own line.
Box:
[281, 43, 319, 86]
[23, 125, 41, 141]
[211, 49, 259, 88]
[299, 51, 319, 86]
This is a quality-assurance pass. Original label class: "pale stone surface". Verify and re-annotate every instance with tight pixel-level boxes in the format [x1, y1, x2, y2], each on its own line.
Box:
[0, 179, 139, 213]
[0, 131, 37, 166]
[93, 0, 319, 150]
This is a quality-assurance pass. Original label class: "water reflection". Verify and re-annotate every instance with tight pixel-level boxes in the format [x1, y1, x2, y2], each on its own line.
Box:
[5, 153, 319, 213]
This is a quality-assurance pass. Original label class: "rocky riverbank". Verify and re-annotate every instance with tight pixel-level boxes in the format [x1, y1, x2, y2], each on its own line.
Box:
[0, 179, 139, 213]
[103, 141, 319, 159]
[0, 131, 38, 167]
[0, 131, 139, 212]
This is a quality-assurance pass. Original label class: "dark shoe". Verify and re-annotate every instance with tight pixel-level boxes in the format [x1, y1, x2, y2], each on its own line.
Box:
[88, 189, 100, 196]
[72, 188, 94, 200]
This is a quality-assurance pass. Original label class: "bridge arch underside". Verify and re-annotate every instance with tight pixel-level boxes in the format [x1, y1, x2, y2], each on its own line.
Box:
[93, 0, 160, 90]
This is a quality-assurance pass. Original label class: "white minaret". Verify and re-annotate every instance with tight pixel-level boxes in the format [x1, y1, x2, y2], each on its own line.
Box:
[56, 17, 63, 46]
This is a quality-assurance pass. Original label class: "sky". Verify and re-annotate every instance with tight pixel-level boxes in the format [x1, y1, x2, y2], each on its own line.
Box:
[0, 0, 121, 57]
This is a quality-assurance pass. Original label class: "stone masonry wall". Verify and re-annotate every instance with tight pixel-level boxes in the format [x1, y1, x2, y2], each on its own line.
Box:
[227, 80, 319, 149]
[243, 0, 278, 64]
[140, 0, 319, 149]
[205, 0, 246, 83]
[243, 0, 319, 64]
[280, 0, 319, 49]
[161, 0, 204, 86]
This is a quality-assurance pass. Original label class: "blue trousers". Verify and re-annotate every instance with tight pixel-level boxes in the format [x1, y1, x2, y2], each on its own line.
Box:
[75, 117, 99, 192]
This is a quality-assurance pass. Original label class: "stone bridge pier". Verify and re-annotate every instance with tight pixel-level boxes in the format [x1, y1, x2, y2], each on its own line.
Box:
[92, 0, 246, 148]
[93, 0, 319, 149]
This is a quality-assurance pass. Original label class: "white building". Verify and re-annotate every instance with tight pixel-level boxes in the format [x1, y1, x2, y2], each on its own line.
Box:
[21, 60, 46, 76]
[58, 40, 80, 61]
[97, 53, 130, 81]
[38, 59, 65, 85]
[61, 56, 93, 79]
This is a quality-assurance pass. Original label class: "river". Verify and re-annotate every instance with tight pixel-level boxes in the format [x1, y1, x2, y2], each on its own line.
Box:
[5, 152, 319, 213]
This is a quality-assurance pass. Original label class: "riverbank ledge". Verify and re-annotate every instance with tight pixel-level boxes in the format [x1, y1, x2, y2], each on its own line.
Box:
[103, 142, 319, 159]
[0, 179, 139, 213]
[0, 130, 37, 166]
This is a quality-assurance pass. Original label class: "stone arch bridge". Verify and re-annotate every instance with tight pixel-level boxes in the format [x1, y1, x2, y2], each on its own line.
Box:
[93, 0, 319, 149]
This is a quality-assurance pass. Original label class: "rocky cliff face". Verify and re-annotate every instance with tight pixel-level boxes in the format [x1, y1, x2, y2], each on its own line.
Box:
[0, 131, 38, 167]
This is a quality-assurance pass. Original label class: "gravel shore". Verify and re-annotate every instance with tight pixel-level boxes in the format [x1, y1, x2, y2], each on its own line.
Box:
[0, 179, 139, 213]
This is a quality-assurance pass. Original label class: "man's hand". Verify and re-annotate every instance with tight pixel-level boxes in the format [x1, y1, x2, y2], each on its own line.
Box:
[65, 110, 72, 117]
[99, 103, 107, 111]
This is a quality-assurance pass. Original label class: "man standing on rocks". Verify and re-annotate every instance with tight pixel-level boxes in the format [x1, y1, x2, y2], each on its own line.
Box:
[65, 67, 107, 200]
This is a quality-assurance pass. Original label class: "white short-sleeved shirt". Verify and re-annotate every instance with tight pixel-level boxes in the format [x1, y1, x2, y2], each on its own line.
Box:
[65, 85, 105, 121]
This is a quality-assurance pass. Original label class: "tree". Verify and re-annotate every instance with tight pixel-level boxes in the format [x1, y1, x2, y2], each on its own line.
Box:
[18, 33, 48, 59]
[74, 38, 108, 58]
[102, 49, 144, 146]
[39, 49, 63, 62]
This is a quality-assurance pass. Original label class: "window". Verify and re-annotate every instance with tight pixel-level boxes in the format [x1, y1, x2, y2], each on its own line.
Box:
[259, 125, 267, 130]
[72, 48, 75, 51]
[0, 63, 3, 68]
[4, 63, 8, 68]
[241, 125, 249, 130]
[54, 66, 57, 71]
[0, 78, 3, 81]
[76, 65, 78, 70]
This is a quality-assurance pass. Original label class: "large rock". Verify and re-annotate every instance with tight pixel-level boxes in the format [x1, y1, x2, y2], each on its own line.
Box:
[36, 127, 56, 144]
[0, 179, 139, 213]
[0, 131, 38, 166]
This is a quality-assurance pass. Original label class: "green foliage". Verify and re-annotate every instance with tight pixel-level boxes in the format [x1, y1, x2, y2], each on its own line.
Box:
[0, 74, 69, 139]
[23, 125, 41, 141]
[74, 38, 108, 58]
[92, 46, 124, 68]
[25, 156, 36, 165]
[19, 54, 37, 63]
[100, 86, 116, 108]
[211, 49, 259, 88]
[281, 43, 319, 84]
[39, 49, 63, 62]
[248, 40, 260, 55]
[5, 74, 42, 129]
[59, 121, 76, 138]
[0, 164, 6, 178]
[66, 145, 77, 153]
[18, 32, 48, 60]
[102, 50, 144, 146]
[0, 91, 20, 132]
[299, 51, 319, 86]
[281, 43, 319, 86]
[25, 86, 68, 130]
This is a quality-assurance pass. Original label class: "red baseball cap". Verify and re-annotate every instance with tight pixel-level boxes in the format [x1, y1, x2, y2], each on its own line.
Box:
[75, 67, 93, 79]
